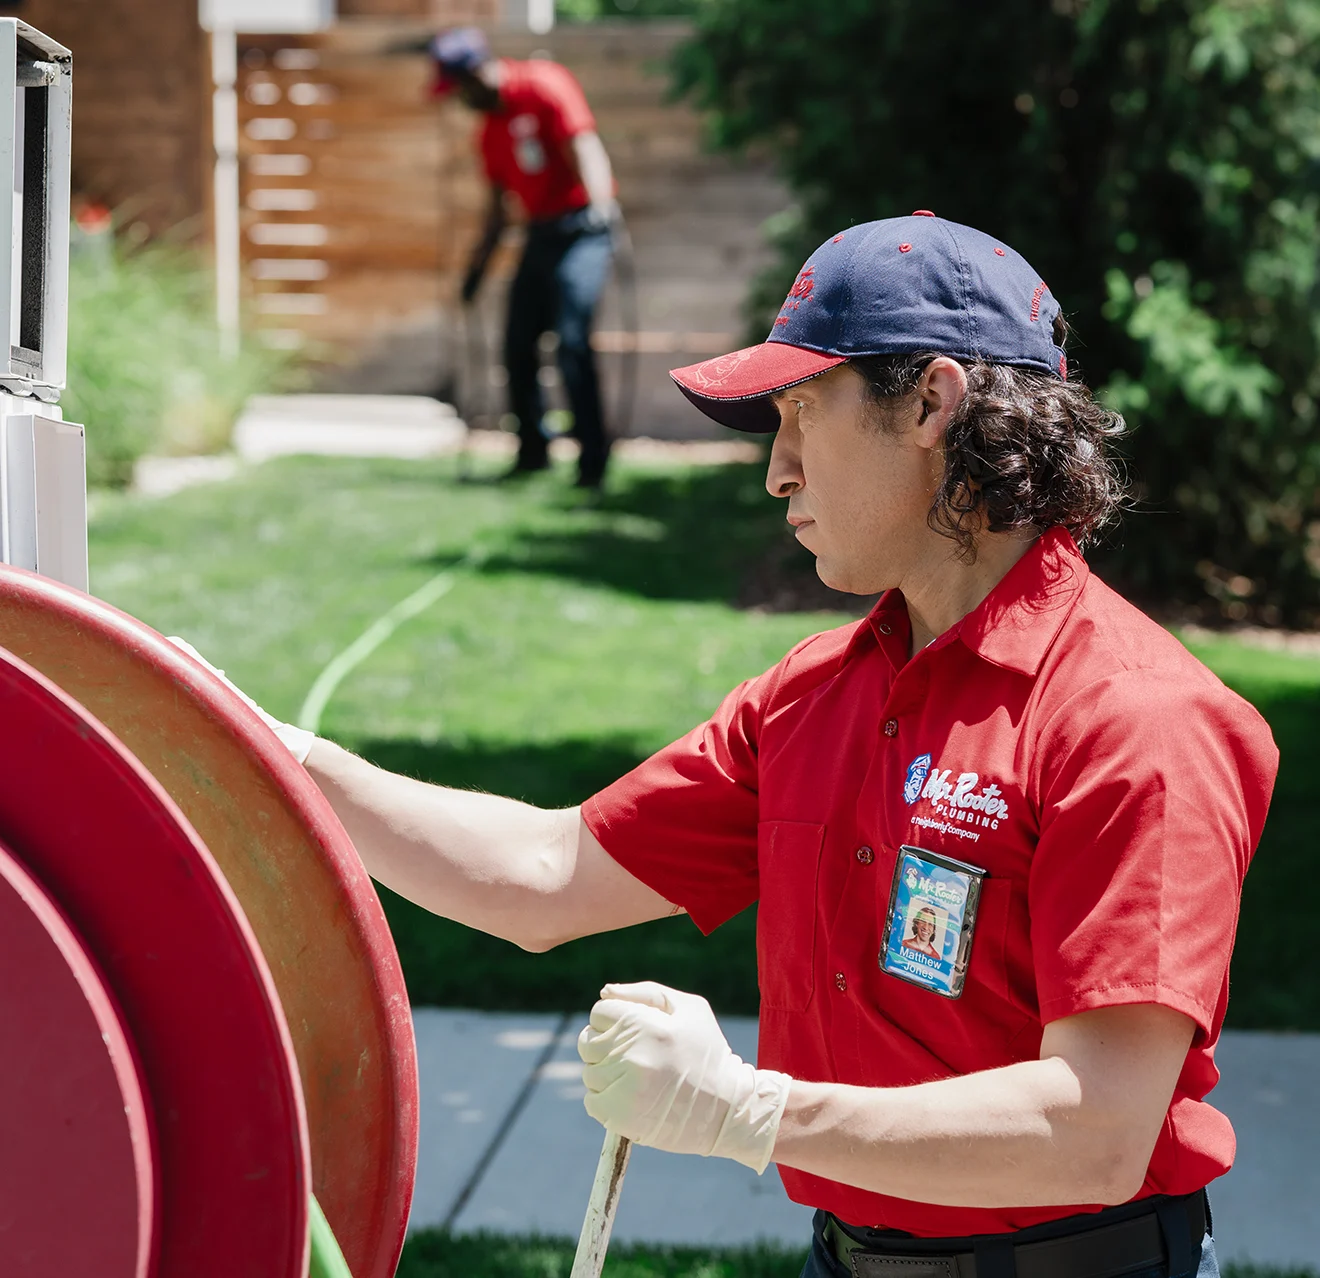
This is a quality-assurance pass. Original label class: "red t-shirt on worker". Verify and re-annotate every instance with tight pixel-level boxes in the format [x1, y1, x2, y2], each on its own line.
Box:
[479, 59, 595, 221]
[583, 527, 1278, 1238]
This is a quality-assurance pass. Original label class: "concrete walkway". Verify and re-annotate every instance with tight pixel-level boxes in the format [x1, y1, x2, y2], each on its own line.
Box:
[408, 1010, 1319, 1269]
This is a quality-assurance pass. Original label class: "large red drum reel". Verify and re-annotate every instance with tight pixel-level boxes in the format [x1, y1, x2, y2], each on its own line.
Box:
[0, 840, 157, 1278]
[0, 565, 418, 1278]
[0, 649, 309, 1278]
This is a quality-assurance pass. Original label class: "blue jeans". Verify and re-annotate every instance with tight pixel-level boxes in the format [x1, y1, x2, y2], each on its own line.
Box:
[504, 207, 613, 482]
[798, 1204, 1219, 1278]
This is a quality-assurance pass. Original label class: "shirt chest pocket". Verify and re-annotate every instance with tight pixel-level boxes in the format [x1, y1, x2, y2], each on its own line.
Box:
[756, 821, 825, 1013]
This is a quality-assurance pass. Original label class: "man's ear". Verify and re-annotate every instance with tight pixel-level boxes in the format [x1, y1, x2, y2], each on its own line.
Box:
[913, 357, 968, 449]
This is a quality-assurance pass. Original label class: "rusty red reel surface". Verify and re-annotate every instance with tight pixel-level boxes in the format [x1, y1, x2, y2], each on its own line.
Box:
[0, 647, 309, 1278]
[0, 565, 419, 1278]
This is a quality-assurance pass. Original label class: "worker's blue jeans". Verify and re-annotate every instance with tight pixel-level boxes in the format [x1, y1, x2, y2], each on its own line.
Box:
[799, 1208, 1220, 1278]
[504, 207, 613, 482]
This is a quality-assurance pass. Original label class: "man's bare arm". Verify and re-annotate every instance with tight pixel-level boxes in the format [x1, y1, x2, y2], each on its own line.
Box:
[567, 131, 615, 220]
[772, 1003, 1195, 1207]
[305, 739, 675, 951]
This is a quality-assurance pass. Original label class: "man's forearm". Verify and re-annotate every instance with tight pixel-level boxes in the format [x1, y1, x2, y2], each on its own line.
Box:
[773, 1055, 1152, 1209]
[570, 132, 615, 216]
[306, 738, 574, 949]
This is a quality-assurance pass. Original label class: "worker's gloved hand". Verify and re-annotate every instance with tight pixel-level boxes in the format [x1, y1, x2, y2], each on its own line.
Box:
[577, 981, 792, 1174]
[583, 199, 620, 235]
[165, 636, 316, 765]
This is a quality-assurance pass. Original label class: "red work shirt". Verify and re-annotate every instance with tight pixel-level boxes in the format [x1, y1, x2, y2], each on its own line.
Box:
[583, 528, 1278, 1237]
[479, 59, 594, 221]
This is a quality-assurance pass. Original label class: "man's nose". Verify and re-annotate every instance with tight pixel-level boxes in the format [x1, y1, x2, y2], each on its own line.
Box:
[764, 414, 803, 499]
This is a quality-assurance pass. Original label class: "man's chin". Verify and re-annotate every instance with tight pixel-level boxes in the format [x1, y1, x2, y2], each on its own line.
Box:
[815, 556, 884, 597]
[813, 558, 853, 594]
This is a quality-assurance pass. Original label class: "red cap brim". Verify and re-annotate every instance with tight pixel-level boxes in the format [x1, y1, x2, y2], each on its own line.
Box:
[669, 343, 846, 433]
[428, 74, 457, 99]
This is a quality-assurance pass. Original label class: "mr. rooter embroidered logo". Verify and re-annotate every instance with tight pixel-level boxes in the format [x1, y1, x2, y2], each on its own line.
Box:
[904, 754, 1010, 831]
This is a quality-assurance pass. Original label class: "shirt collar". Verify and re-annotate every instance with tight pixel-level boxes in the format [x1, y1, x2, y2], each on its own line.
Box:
[842, 527, 1090, 678]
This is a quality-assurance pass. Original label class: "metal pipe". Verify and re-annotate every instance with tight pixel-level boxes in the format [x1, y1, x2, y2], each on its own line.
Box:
[211, 27, 241, 358]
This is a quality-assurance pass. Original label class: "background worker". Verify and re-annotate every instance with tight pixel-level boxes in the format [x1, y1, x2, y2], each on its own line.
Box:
[187, 216, 1277, 1278]
[430, 27, 617, 488]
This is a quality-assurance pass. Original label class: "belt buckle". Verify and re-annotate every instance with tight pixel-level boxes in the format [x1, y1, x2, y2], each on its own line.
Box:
[850, 1256, 959, 1278]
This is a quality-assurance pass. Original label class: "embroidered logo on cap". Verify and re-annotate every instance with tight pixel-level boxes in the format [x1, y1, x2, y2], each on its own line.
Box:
[782, 265, 815, 312]
[686, 347, 757, 390]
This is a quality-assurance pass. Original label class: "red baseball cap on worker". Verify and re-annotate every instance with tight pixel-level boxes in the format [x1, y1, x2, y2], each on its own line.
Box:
[427, 26, 489, 98]
[670, 212, 1068, 433]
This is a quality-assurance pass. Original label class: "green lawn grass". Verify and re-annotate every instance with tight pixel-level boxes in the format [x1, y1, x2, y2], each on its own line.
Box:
[394, 1231, 1312, 1278]
[1174, 638, 1320, 1031]
[87, 451, 1320, 1029]
[396, 1232, 807, 1278]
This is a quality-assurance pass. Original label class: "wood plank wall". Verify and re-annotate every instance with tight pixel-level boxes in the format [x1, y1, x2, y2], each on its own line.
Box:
[2, 0, 209, 237]
[236, 20, 789, 438]
[0, 2, 789, 439]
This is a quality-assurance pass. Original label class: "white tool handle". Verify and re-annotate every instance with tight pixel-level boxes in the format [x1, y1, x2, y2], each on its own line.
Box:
[569, 1129, 633, 1278]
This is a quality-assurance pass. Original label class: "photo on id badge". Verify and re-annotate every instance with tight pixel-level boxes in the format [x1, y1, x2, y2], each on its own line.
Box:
[881, 846, 987, 999]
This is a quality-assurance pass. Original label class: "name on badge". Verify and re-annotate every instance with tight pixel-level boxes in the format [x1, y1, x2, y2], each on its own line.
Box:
[880, 846, 987, 1000]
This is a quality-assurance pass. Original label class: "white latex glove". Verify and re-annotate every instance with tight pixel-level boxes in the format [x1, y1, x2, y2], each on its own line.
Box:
[577, 981, 792, 1174]
[166, 636, 316, 765]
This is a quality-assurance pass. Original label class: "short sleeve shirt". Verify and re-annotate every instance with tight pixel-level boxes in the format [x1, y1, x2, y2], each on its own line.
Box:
[479, 59, 594, 221]
[583, 528, 1278, 1237]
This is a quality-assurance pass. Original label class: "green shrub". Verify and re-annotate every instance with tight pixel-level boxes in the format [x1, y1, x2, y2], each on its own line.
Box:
[64, 232, 293, 488]
[673, 0, 1320, 623]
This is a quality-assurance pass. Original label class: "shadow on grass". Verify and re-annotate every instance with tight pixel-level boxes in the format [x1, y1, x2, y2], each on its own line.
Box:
[358, 734, 644, 809]
[397, 1233, 1312, 1278]
[397, 1231, 809, 1278]
[1224, 679, 1320, 1032]
[427, 462, 842, 609]
[348, 639, 1320, 1031]
[347, 734, 761, 1016]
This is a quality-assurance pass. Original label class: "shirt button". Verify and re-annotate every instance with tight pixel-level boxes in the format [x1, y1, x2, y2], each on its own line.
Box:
[835, 972, 848, 992]
[883, 718, 898, 737]
[877, 623, 893, 635]
[856, 845, 874, 865]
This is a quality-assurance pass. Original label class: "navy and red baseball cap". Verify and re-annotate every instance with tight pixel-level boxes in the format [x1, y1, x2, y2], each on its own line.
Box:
[670, 212, 1067, 433]
[428, 27, 489, 98]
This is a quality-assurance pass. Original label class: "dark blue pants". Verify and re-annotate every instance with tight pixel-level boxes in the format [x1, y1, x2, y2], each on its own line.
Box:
[504, 208, 613, 483]
[799, 1204, 1219, 1278]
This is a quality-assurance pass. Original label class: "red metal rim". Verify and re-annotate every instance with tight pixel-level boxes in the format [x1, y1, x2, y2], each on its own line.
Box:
[0, 646, 309, 1278]
[0, 565, 418, 1278]
[0, 838, 157, 1278]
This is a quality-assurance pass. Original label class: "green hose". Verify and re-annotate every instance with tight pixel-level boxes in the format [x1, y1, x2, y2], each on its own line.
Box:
[309, 1194, 354, 1278]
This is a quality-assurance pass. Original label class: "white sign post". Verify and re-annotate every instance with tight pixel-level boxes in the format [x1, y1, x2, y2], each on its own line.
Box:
[0, 18, 86, 593]
[199, 1, 335, 357]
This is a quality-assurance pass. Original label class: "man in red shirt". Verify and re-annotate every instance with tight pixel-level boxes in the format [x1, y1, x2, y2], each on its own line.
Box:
[430, 28, 617, 487]
[189, 215, 1276, 1278]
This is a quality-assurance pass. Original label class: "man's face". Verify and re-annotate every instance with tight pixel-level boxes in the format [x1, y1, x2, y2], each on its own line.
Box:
[765, 364, 941, 595]
[453, 67, 500, 112]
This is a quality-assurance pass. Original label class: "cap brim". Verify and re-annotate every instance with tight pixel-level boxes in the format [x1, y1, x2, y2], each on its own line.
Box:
[428, 74, 457, 98]
[670, 343, 846, 433]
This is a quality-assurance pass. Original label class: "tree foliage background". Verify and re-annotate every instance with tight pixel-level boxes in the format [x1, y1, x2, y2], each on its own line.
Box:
[672, 0, 1320, 623]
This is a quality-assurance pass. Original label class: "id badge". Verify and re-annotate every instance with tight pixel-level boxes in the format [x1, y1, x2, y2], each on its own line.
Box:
[880, 845, 987, 999]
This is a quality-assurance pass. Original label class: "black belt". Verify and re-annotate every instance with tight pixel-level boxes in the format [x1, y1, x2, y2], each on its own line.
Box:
[824, 1192, 1208, 1278]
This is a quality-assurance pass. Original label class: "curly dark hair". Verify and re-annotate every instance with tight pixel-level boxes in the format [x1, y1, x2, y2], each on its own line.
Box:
[849, 349, 1129, 559]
